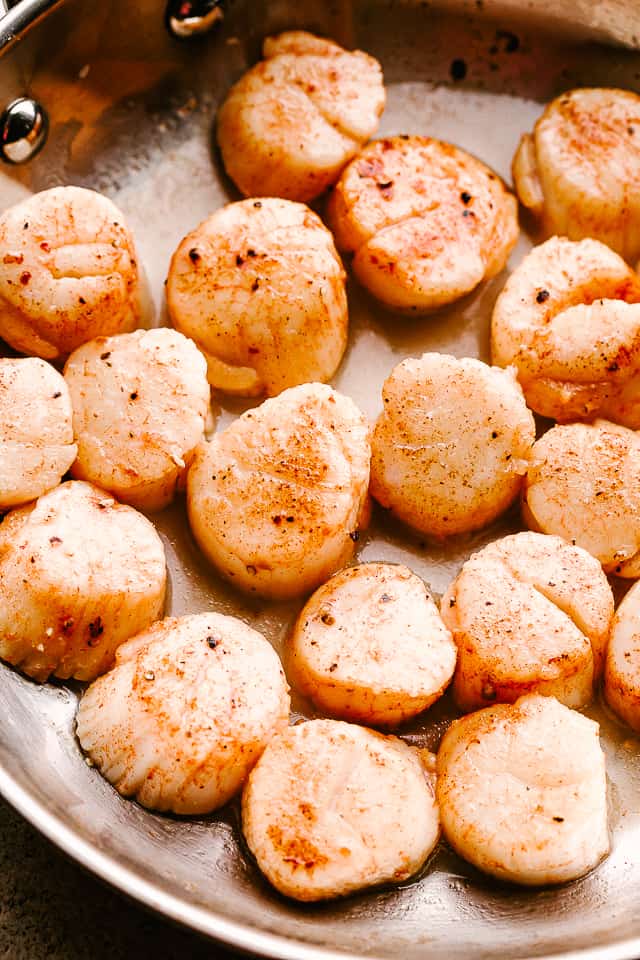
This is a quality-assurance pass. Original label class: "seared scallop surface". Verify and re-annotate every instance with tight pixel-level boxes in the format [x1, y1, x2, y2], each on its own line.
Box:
[491, 236, 640, 426]
[0, 187, 140, 359]
[436, 694, 609, 885]
[441, 532, 614, 712]
[513, 88, 640, 262]
[76, 613, 290, 814]
[187, 383, 370, 598]
[217, 31, 385, 203]
[0, 357, 76, 509]
[370, 353, 535, 537]
[289, 562, 456, 726]
[605, 581, 640, 732]
[64, 329, 211, 511]
[242, 718, 439, 901]
[524, 419, 640, 577]
[327, 136, 518, 311]
[0, 481, 166, 682]
[166, 198, 348, 397]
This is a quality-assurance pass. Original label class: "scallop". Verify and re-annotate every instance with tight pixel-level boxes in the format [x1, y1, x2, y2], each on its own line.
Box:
[216, 31, 385, 203]
[370, 353, 535, 537]
[441, 532, 614, 712]
[0, 186, 140, 359]
[64, 329, 212, 511]
[166, 198, 348, 397]
[523, 419, 640, 577]
[513, 88, 640, 263]
[289, 562, 456, 726]
[242, 718, 439, 901]
[604, 580, 640, 731]
[0, 357, 76, 509]
[187, 382, 370, 599]
[327, 135, 519, 312]
[436, 693, 609, 885]
[491, 236, 640, 426]
[76, 612, 290, 814]
[0, 480, 166, 682]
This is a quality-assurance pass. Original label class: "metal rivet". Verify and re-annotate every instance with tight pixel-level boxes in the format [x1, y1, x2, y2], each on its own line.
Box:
[0, 97, 49, 164]
[165, 0, 225, 39]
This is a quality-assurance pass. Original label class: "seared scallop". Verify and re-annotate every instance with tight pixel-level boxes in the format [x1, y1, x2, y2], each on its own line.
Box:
[0, 186, 140, 359]
[0, 481, 166, 682]
[166, 198, 348, 397]
[441, 532, 614, 712]
[523, 419, 640, 577]
[0, 357, 76, 509]
[76, 612, 290, 814]
[491, 236, 640, 426]
[217, 31, 385, 203]
[289, 562, 456, 726]
[605, 581, 640, 731]
[242, 718, 439, 901]
[64, 329, 212, 511]
[187, 382, 370, 598]
[370, 353, 535, 537]
[436, 694, 609, 885]
[513, 88, 640, 262]
[327, 136, 519, 312]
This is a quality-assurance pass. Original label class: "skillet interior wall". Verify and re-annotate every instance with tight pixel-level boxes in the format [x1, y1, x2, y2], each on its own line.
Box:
[2, 1, 640, 958]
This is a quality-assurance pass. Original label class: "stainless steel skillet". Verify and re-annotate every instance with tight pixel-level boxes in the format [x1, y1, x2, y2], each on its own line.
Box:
[1, 1, 640, 958]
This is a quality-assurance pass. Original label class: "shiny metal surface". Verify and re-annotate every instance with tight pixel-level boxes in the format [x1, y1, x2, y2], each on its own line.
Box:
[165, 0, 225, 39]
[0, 95, 48, 162]
[1, 1, 640, 958]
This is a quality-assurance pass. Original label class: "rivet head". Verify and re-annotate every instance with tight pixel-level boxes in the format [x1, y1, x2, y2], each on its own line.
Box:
[0, 97, 49, 164]
[165, 0, 225, 39]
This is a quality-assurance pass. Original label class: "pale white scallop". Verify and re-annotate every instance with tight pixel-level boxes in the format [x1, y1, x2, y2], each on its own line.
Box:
[327, 135, 518, 312]
[289, 562, 456, 726]
[441, 532, 614, 712]
[0, 481, 166, 682]
[604, 581, 640, 732]
[64, 329, 212, 511]
[0, 357, 76, 509]
[217, 31, 385, 203]
[187, 382, 371, 598]
[0, 186, 140, 359]
[166, 198, 347, 397]
[370, 353, 535, 537]
[436, 694, 609, 885]
[76, 612, 290, 814]
[491, 236, 640, 426]
[513, 88, 640, 262]
[523, 419, 640, 577]
[242, 718, 439, 901]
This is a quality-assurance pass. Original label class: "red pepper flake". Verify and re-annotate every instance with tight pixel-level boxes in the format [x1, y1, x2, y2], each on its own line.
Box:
[2, 253, 23, 264]
[20, 271, 31, 285]
[89, 617, 104, 640]
[40, 241, 50, 252]
[321, 612, 335, 626]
